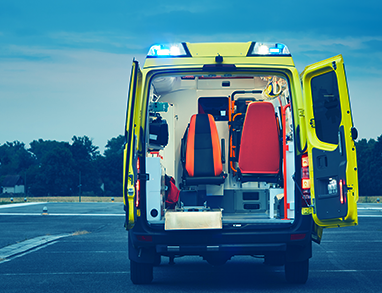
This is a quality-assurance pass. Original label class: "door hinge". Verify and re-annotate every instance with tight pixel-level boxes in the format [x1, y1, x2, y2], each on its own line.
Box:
[128, 187, 134, 196]
[310, 118, 315, 128]
[302, 207, 313, 215]
[138, 173, 150, 181]
[128, 174, 134, 185]
[332, 61, 337, 70]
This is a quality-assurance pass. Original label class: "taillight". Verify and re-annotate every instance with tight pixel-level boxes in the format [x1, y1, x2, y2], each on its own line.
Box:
[135, 157, 140, 208]
[301, 154, 311, 206]
[137, 235, 153, 242]
[339, 179, 346, 204]
[290, 233, 306, 241]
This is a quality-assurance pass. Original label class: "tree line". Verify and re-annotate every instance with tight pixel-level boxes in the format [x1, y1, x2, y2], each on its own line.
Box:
[0, 134, 380, 197]
[0, 135, 125, 197]
[355, 136, 382, 196]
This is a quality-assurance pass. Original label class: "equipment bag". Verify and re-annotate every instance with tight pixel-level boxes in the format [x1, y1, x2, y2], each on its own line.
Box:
[165, 175, 180, 209]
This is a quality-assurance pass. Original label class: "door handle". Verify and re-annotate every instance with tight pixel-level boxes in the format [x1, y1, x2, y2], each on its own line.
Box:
[351, 127, 358, 140]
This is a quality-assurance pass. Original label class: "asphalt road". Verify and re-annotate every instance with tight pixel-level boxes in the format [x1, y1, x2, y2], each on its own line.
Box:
[0, 202, 382, 293]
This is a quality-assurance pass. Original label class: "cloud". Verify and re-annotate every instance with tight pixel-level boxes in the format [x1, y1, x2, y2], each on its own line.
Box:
[47, 31, 146, 54]
[0, 45, 52, 61]
[360, 39, 382, 52]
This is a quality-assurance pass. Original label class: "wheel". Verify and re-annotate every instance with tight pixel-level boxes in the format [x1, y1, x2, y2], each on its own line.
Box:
[205, 256, 228, 266]
[264, 252, 285, 266]
[153, 253, 161, 266]
[130, 260, 153, 284]
[204, 253, 230, 266]
[285, 258, 309, 284]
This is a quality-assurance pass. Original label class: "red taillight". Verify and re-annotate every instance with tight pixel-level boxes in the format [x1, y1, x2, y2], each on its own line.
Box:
[290, 233, 306, 241]
[301, 154, 311, 206]
[301, 155, 309, 168]
[302, 178, 310, 189]
[339, 179, 346, 204]
[135, 157, 140, 208]
[137, 235, 152, 242]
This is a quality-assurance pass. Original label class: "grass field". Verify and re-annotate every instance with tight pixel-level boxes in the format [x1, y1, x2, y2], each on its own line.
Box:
[357, 196, 381, 203]
[0, 196, 123, 204]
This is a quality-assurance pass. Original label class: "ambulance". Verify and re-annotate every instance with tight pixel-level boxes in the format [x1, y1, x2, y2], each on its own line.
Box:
[123, 42, 358, 284]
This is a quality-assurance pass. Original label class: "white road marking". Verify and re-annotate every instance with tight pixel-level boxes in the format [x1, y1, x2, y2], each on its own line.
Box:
[358, 207, 382, 210]
[322, 240, 382, 243]
[1, 241, 59, 264]
[0, 202, 47, 209]
[311, 269, 382, 272]
[0, 234, 71, 262]
[2, 268, 382, 277]
[358, 215, 382, 217]
[272, 268, 382, 273]
[0, 271, 130, 276]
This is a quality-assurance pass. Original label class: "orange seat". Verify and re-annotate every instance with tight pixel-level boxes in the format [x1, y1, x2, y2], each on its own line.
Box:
[238, 102, 281, 182]
[182, 114, 225, 186]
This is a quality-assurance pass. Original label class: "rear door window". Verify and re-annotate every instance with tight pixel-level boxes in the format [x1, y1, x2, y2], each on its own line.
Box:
[311, 71, 341, 144]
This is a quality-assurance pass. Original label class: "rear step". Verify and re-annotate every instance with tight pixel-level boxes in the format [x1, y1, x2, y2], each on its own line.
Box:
[165, 209, 222, 230]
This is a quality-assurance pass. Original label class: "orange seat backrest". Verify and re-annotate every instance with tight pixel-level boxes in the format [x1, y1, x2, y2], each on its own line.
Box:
[238, 102, 280, 175]
[185, 114, 222, 177]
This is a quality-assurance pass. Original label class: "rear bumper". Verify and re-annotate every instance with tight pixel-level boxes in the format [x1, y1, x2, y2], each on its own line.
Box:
[156, 243, 286, 255]
[128, 215, 313, 263]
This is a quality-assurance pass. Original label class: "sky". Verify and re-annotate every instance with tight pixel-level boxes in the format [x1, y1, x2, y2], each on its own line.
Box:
[1, 0, 381, 153]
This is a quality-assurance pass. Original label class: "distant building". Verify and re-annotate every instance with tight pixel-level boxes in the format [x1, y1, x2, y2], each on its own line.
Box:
[1, 175, 25, 194]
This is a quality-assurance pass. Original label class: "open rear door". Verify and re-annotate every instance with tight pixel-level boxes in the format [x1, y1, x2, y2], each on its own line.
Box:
[301, 55, 358, 229]
[123, 60, 142, 230]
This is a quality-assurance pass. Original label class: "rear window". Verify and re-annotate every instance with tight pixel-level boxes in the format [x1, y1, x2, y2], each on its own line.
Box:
[311, 71, 341, 144]
[198, 97, 229, 121]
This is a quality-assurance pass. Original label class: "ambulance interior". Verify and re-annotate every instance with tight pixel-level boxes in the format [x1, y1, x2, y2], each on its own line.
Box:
[146, 73, 296, 226]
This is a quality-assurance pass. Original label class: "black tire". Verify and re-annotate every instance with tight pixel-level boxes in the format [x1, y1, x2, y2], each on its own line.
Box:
[205, 256, 228, 266]
[264, 252, 285, 266]
[153, 254, 161, 266]
[285, 258, 309, 284]
[204, 253, 230, 266]
[130, 260, 153, 284]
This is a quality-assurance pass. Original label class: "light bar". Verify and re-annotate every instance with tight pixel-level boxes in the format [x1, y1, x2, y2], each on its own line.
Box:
[147, 43, 191, 57]
[247, 42, 291, 56]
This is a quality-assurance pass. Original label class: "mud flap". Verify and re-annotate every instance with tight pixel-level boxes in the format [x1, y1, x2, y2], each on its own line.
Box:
[128, 232, 157, 264]
[312, 223, 323, 244]
[285, 239, 312, 263]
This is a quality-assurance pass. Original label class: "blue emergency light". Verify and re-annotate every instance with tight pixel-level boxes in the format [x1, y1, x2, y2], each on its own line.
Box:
[147, 43, 190, 57]
[248, 42, 291, 56]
